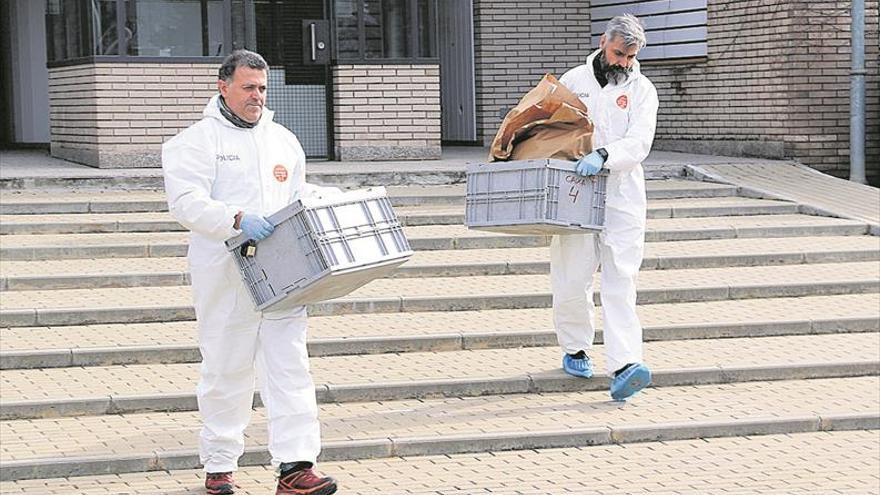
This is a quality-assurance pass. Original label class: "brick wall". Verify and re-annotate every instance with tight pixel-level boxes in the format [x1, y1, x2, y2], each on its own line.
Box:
[48, 62, 215, 168]
[642, 0, 880, 180]
[471, 1, 878, 181]
[332, 64, 441, 160]
[787, 1, 879, 180]
[472, 1, 591, 146]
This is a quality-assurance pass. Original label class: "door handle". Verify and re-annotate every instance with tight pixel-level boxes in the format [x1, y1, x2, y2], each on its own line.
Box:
[302, 19, 328, 65]
[309, 22, 317, 62]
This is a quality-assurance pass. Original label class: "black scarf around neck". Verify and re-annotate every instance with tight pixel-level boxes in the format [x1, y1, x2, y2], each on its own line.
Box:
[218, 96, 257, 129]
[592, 54, 609, 88]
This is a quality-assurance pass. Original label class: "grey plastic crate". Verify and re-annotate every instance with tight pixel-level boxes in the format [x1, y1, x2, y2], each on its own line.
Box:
[465, 159, 608, 235]
[226, 187, 413, 311]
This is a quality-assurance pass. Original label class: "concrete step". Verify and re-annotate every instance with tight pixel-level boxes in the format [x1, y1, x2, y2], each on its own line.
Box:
[1, 375, 876, 480]
[0, 197, 801, 235]
[1, 332, 877, 419]
[0, 190, 169, 215]
[2, 430, 873, 494]
[1, 261, 877, 327]
[0, 166, 472, 192]
[3, 236, 876, 291]
[0, 174, 166, 193]
[2, 293, 877, 369]
[0, 186, 467, 215]
[0, 180, 741, 214]
[0, 214, 869, 261]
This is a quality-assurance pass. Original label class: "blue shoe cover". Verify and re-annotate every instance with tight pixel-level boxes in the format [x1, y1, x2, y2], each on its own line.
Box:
[562, 353, 593, 378]
[610, 363, 652, 401]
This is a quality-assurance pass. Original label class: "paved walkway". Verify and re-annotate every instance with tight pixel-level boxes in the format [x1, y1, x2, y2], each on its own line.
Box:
[691, 162, 880, 232]
[2, 430, 876, 494]
[4, 147, 876, 235]
[2, 332, 877, 403]
[1, 146, 878, 489]
[2, 236, 876, 281]
[2, 376, 877, 462]
[0, 147, 789, 179]
[1, 293, 876, 352]
[1, 293, 875, 355]
[1, 262, 876, 313]
[0, 197, 795, 225]
[1, 214, 868, 249]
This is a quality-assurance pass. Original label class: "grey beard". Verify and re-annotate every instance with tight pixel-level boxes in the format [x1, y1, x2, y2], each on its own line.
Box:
[598, 52, 632, 85]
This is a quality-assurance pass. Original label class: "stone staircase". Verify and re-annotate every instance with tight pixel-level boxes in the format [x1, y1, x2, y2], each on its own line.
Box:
[0, 169, 878, 493]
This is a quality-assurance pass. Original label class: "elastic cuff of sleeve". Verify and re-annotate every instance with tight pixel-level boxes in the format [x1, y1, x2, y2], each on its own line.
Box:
[225, 206, 243, 236]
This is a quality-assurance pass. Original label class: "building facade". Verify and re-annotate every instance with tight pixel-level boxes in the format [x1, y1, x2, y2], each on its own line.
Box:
[1, 0, 877, 183]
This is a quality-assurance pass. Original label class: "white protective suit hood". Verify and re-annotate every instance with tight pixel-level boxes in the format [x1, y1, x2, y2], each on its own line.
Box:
[162, 93, 307, 268]
[560, 49, 658, 174]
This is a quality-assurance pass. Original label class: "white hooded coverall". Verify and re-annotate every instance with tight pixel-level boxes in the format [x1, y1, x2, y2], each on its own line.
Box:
[553, 49, 659, 375]
[162, 94, 320, 473]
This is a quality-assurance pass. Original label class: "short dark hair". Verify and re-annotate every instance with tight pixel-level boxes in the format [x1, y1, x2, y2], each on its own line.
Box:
[218, 49, 268, 82]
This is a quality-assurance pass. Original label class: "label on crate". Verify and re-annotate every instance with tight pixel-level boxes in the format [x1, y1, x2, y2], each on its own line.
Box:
[564, 173, 599, 205]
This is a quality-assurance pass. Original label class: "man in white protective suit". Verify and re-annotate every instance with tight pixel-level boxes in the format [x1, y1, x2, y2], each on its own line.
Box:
[162, 50, 337, 495]
[553, 14, 659, 401]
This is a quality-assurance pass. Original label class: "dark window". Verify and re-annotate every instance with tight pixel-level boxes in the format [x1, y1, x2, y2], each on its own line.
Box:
[45, 0, 438, 63]
[334, 0, 436, 62]
[416, 0, 433, 58]
[230, 0, 255, 51]
[254, 0, 326, 84]
[125, 0, 225, 56]
[95, 0, 120, 55]
[334, 0, 359, 60]
[46, 0, 96, 61]
[46, 0, 230, 62]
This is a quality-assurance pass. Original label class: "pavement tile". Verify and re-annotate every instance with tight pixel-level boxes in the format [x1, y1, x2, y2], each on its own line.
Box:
[0, 196, 796, 228]
[0, 376, 877, 462]
[0, 214, 867, 248]
[1, 235, 877, 280]
[0, 212, 175, 225]
[1, 332, 876, 402]
[696, 163, 880, 225]
[1, 261, 876, 311]
[0, 179, 736, 206]
[1, 171, 878, 492]
[2, 293, 877, 352]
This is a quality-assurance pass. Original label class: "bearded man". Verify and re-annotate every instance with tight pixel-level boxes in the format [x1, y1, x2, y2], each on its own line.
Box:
[553, 14, 659, 401]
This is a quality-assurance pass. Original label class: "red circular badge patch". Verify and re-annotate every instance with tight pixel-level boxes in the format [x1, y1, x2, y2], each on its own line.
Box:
[616, 95, 629, 109]
[273, 164, 288, 182]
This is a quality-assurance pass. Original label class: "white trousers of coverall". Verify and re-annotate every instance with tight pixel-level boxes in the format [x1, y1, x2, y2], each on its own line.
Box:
[550, 194, 646, 376]
[191, 259, 321, 473]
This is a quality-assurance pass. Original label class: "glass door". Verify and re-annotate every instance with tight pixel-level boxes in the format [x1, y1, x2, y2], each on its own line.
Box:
[254, 0, 332, 158]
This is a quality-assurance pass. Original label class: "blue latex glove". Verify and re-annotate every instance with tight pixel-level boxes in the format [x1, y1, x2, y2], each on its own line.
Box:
[575, 151, 604, 176]
[239, 213, 274, 241]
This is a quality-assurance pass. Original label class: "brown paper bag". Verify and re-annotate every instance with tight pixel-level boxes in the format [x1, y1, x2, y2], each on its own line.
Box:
[489, 73, 594, 162]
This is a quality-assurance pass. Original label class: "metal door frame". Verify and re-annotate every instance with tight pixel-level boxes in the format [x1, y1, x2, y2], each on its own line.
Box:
[438, 0, 477, 144]
[248, 0, 334, 159]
